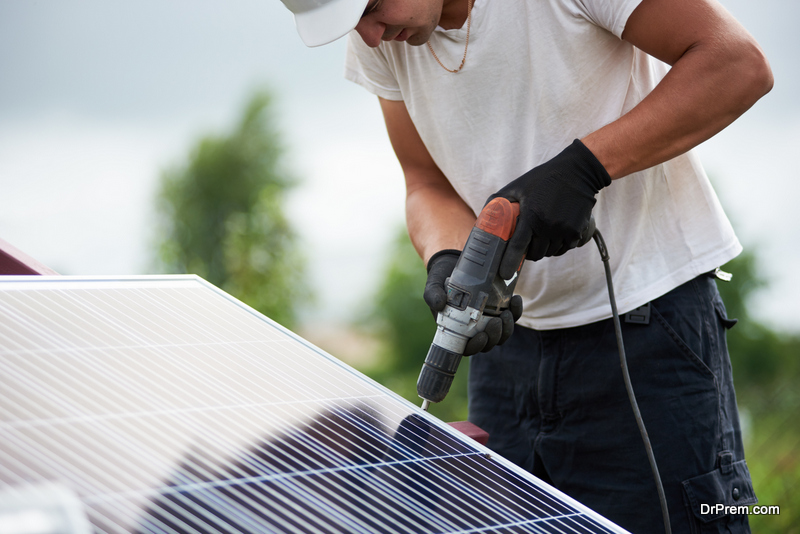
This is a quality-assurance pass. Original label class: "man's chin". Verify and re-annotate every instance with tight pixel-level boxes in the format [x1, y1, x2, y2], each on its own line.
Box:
[407, 32, 433, 46]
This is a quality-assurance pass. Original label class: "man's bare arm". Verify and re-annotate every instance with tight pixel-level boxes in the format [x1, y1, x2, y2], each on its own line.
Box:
[582, 0, 773, 179]
[379, 97, 476, 263]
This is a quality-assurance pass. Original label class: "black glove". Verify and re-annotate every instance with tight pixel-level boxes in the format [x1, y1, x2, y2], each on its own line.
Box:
[424, 249, 524, 356]
[489, 139, 611, 279]
[423, 249, 460, 317]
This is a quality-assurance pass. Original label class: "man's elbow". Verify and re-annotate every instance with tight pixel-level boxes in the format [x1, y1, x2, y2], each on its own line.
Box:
[737, 38, 774, 108]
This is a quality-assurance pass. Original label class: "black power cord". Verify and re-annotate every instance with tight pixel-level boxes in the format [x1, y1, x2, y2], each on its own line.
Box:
[592, 229, 672, 534]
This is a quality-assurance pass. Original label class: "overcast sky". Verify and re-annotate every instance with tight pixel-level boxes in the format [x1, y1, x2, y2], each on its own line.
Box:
[1, 0, 798, 331]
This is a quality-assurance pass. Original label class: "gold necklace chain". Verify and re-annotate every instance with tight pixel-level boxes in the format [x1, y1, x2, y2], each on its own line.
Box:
[426, 0, 474, 73]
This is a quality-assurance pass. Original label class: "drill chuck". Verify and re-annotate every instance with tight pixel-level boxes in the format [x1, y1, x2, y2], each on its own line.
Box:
[417, 344, 462, 403]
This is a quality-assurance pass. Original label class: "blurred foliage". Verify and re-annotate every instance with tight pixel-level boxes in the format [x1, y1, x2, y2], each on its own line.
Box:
[356, 227, 470, 423]
[718, 249, 800, 533]
[153, 90, 308, 329]
[360, 228, 798, 531]
[718, 250, 800, 394]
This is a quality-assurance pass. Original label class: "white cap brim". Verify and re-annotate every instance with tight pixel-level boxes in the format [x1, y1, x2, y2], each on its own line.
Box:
[292, 0, 370, 47]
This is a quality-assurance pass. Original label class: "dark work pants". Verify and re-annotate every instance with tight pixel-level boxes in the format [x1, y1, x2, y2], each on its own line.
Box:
[469, 275, 756, 534]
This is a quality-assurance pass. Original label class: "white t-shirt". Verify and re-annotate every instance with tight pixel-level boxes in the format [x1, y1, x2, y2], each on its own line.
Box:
[344, 0, 741, 330]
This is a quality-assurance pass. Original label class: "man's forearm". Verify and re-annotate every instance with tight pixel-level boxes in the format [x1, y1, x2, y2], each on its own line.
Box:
[406, 177, 476, 265]
[583, 0, 773, 179]
[378, 96, 478, 264]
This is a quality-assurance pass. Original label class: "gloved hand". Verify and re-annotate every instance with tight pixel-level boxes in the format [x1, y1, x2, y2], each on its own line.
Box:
[424, 249, 524, 356]
[490, 139, 611, 279]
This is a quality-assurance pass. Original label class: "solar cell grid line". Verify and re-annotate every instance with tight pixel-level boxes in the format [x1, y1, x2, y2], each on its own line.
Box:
[2, 320, 187, 440]
[122, 294, 484, 494]
[0, 426, 159, 532]
[142, 444, 346, 532]
[0, 325, 166, 494]
[1, 291, 175, 419]
[82, 288, 280, 373]
[118, 285, 307, 359]
[0, 276, 631, 534]
[146, 469, 347, 534]
[7, 288, 388, 456]
[13, 296, 290, 434]
[2, 410, 310, 534]
[166, 398, 556, 532]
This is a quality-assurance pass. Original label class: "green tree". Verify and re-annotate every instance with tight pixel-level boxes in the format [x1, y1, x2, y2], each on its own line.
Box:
[359, 227, 470, 423]
[153, 90, 307, 329]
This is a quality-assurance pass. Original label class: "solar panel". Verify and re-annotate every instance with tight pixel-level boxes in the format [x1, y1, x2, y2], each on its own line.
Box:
[0, 275, 629, 534]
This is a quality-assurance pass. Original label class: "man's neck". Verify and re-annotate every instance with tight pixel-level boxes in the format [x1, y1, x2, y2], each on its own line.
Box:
[439, 0, 471, 30]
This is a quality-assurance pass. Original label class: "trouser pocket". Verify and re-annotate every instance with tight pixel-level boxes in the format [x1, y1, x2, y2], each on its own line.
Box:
[682, 453, 756, 533]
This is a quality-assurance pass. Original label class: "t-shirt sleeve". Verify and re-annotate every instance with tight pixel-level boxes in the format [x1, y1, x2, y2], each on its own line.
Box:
[573, 0, 644, 38]
[344, 32, 404, 101]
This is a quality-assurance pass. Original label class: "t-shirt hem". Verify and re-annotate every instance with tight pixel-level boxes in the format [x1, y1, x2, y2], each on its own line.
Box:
[517, 239, 743, 331]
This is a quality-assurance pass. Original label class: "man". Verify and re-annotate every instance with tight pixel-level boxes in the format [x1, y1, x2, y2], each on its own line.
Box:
[279, 0, 772, 531]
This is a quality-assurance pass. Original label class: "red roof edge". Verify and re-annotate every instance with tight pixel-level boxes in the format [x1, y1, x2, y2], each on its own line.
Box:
[0, 237, 59, 275]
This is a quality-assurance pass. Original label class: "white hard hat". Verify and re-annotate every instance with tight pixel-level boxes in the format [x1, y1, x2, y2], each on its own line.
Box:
[280, 0, 370, 47]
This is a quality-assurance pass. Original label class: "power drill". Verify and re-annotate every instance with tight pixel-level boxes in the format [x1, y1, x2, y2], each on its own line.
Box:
[417, 197, 595, 410]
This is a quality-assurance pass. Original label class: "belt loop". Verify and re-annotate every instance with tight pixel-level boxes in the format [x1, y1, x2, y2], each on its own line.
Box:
[624, 302, 650, 325]
[718, 451, 733, 474]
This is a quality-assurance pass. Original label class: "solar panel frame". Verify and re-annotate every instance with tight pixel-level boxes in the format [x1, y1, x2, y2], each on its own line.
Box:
[0, 275, 630, 534]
